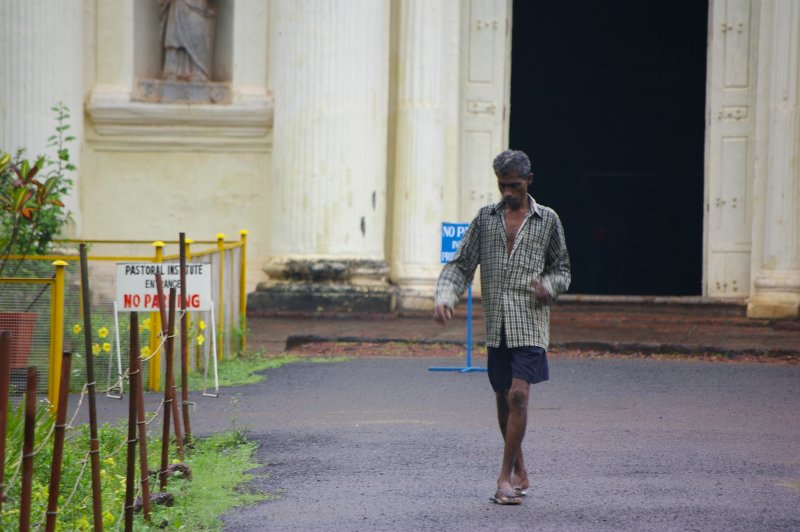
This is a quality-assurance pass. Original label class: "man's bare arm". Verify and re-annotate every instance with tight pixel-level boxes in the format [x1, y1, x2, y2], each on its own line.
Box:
[433, 303, 454, 324]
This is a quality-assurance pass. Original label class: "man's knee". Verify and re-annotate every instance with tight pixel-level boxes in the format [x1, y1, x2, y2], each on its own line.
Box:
[508, 386, 528, 410]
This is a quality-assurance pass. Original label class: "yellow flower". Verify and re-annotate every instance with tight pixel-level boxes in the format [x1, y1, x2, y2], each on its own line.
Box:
[196, 334, 205, 346]
[142, 317, 152, 331]
[102, 342, 111, 353]
[103, 457, 116, 466]
[198, 320, 206, 330]
[92, 343, 101, 356]
[102, 511, 116, 527]
[172, 458, 180, 464]
[141, 346, 152, 358]
[72, 323, 82, 335]
[98, 326, 109, 339]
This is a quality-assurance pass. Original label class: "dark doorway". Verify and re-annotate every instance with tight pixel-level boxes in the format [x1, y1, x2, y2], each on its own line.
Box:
[510, 1, 708, 295]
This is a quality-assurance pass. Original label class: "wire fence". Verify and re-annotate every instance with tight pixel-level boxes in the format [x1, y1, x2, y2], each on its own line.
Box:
[1, 313, 204, 530]
[0, 275, 56, 398]
[0, 231, 248, 403]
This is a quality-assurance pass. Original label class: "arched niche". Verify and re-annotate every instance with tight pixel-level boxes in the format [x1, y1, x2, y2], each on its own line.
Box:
[132, 0, 234, 103]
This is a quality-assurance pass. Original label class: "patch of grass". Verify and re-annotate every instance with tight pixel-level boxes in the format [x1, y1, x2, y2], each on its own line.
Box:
[143, 430, 263, 530]
[4, 348, 351, 529]
[2, 403, 262, 531]
[188, 351, 350, 390]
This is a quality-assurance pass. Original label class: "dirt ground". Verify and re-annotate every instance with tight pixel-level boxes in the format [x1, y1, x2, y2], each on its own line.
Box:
[286, 340, 800, 365]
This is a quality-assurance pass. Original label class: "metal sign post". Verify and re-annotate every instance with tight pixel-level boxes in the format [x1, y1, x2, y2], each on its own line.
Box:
[429, 222, 487, 373]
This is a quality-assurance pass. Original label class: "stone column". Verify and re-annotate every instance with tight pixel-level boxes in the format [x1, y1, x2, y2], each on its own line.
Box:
[391, 0, 447, 310]
[0, 0, 83, 231]
[748, 0, 800, 318]
[251, 0, 392, 313]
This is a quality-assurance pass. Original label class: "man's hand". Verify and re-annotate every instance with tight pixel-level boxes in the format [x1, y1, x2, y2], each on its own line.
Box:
[533, 279, 552, 303]
[433, 303, 454, 324]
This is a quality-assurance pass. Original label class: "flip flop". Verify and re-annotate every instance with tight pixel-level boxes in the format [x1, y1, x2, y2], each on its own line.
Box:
[490, 489, 522, 505]
[511, 474, 529, 496]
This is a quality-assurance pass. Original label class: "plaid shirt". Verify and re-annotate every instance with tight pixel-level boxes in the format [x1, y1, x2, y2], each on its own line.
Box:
[435, 195, 571, 349]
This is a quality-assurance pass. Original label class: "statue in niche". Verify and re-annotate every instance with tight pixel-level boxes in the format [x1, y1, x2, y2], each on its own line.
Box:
[160, 0, 216, 82]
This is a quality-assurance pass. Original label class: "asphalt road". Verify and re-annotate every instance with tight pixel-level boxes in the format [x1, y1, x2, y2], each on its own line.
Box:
[90, 354, 800, 531]
[182, 354, 800, 531]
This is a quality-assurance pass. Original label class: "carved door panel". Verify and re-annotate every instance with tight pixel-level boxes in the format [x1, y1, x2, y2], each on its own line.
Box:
[704, 0, 758, 297]
[459, 0, 512, 219]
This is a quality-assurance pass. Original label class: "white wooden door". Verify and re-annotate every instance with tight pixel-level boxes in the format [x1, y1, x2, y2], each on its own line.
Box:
[459, 0, 512, 220]
[704, 0, 758, 297]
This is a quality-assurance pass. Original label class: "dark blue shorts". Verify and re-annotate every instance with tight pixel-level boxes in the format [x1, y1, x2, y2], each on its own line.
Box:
[487, 330, 549, 392]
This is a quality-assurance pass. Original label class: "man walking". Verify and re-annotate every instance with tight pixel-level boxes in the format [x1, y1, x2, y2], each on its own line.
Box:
[434, 149, 571, 505]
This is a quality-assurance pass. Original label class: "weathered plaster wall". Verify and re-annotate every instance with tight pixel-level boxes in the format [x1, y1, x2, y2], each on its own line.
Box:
[3, 0, 790, 316]
[83, 0, 272, 293]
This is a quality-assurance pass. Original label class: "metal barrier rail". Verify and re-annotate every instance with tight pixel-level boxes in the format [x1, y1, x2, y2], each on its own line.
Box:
[0, 261, 67, 409]
[1, 231, 248, 399]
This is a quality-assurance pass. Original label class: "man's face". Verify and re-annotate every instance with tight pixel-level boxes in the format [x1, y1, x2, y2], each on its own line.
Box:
[497, 171, 532, 209]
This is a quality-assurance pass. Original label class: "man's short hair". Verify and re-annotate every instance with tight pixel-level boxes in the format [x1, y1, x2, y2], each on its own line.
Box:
[493, 149, 531, 177]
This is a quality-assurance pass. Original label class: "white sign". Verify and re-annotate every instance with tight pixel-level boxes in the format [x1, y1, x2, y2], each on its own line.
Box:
[115, 263, 212, 312]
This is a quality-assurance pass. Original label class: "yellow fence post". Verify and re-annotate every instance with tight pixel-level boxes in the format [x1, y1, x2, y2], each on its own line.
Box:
[49, 274, 56, 398]
[48, 260, 67, 410]
[216, 233, 225, 360]
[148, 241, 164, 392]
[239, 230, 248, 353]
[185, 238, 194, 368]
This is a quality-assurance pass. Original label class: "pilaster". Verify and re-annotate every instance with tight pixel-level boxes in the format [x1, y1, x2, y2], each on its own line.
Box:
[391, 0, 447, 310]
[0, 0, 84, 232]
[251, 0, 393, 313]
[748, 0, 800, 318]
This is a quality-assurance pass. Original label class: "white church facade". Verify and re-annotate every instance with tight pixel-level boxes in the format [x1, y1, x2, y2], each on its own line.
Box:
[1, 0, 798, 318]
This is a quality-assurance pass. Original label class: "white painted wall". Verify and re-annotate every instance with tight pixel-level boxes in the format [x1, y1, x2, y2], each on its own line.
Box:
[3, 0, 797, 315]
[84, 0, 272, 292]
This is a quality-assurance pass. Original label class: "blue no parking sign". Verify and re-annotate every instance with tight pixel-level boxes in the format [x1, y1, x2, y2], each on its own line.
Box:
[430, 221, 486, 373]
[441, 222, 469, 264]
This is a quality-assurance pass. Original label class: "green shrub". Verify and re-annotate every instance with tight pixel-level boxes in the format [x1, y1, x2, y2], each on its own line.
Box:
[0, 103, 75, 276]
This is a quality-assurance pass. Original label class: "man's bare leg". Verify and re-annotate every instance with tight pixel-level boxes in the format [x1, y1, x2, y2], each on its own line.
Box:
[495, 390, 530, 492]
[495, 377, 530, 495]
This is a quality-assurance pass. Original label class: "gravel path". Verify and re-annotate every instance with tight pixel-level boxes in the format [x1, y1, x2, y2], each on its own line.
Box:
[194, 354, 800, 531]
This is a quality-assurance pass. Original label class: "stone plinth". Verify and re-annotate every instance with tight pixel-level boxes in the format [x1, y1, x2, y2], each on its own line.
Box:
[133, 80, 232, 104]
[248, 284, 396, 315]
[249, 258, 396, 314]
[747, 271, 800, 319]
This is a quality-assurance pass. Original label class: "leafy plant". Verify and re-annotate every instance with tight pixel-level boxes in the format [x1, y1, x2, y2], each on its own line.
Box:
[3, 397, 55, 473]
[2, 408, 262, 531]
[0, 103, 75, 276]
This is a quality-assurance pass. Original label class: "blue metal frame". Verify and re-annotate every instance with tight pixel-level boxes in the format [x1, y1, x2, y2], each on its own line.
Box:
[429, 285, 487, 373]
